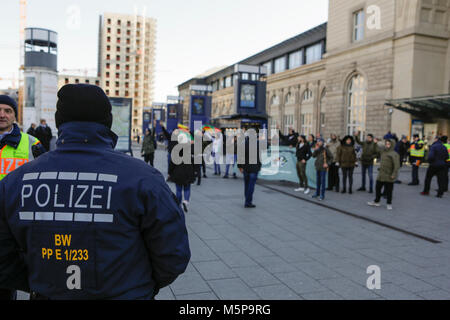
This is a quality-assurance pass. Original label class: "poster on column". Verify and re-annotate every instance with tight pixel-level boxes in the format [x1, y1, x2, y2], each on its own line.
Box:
[110, 97, 132, 154]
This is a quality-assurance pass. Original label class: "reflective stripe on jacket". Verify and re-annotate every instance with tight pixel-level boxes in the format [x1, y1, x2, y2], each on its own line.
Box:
[0, 133, 40, 180]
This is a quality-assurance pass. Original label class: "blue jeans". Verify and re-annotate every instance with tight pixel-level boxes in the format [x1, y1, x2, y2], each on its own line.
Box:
[315, 170, 327, 199]
[176, 184, 191, 203]
[244, 171, 258, 206]
[361, 165, 374, 191]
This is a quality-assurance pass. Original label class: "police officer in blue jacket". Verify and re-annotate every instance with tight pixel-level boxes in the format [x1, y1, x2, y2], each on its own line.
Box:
[0, 84, 191, 300]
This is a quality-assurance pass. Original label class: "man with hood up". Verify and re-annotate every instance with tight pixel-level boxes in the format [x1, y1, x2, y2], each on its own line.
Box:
[368, 139, 400, 211]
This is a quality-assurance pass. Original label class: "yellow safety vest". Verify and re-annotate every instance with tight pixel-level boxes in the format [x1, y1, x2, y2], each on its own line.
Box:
[445, 143, 450, 162]
[0, 132, 40, 180]
[410, 140, 425, 158]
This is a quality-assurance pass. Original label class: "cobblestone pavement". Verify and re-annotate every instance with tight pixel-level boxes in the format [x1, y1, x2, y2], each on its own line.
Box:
[148, 147, 450, 300]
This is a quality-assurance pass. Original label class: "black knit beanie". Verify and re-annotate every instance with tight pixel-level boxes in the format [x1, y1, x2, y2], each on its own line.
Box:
[55, 84, 113, 129]
[0, 95, 18, 118]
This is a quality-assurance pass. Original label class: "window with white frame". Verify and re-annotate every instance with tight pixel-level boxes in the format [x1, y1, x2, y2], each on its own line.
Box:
[347, 74, 366, 136]
[263, 61, 272, 75]
[289, 50, 303, 69]
[305, 43, 322, 64]
[274, 56, 286, 73]
[353, 9, 365, 42]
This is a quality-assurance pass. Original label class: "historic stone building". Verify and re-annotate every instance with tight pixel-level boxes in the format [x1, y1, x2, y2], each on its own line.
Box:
[179, 0, 450, 139]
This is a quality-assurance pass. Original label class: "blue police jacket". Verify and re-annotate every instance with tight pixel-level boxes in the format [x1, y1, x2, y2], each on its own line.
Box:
[427, 140, 448, 167]
[0, 122, 190, 299]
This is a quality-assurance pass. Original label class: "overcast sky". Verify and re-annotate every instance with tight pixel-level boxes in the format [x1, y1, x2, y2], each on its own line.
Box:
[0, 0, 328, 101]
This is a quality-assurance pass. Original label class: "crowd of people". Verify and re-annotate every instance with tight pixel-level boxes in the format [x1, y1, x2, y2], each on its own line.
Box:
[279, 128, 450, 210]
[141, 125, 263, 212]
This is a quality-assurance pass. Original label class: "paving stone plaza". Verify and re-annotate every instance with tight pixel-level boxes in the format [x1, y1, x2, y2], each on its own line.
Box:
[142, 147, 450, 301]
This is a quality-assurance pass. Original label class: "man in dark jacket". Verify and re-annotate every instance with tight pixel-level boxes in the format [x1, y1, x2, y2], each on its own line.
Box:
[34, 119, 53, 152]
[354, 131, 379, 193]
[294, 135, 311, 194]
[421, 136, 448, 198]
[26, 123, 37, 137]
[279, 127, 298, 147]
[311, 138, 333, 201]
[237, 129, 262, 208]
[0, 84, 190, 300]
[395, 136, 410, 168]
[141, 128, 156, 166]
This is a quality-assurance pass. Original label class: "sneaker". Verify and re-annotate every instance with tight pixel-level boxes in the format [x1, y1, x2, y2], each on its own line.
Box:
[367, 201, 381, 207]
[304, 188, 311, 195]
[295, 188, 305, 192]
[311, 194, 319, 199]
[420, 192, 429, 196]
[319, 197, 324, 201]
[357, 187, 366, 192]
[387, 205, 393, 210]
[223, 175, 229, 179]
[182, 201, 189, 213]
[245, 204, 256, 208]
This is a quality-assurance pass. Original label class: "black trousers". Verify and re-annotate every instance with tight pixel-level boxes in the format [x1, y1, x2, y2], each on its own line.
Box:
[144, 153, 155, 166]
[341, 167, 354, 191]
[423, 165, 447, 196]
[375, 181, 394, 205]
[328, 163, 340, 190]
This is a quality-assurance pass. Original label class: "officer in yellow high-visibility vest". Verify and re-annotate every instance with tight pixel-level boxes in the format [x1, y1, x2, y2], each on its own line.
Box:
[0, 95, 45, 300]
[441, 136, 449, 192]
[408, 134, 425, 185]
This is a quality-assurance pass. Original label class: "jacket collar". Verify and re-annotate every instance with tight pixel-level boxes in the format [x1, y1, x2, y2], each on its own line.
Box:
[56, 122, 118, 150]
[0, 123, 21, 149]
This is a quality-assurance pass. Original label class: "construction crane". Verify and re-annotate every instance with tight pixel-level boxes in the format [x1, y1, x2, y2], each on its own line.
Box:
[18, 0, 27, 125]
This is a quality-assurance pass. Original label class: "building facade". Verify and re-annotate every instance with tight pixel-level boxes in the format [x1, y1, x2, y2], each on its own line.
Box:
[98, 13, 157, 136]
[178, 0, 450, 140]
[58, 75, 100, 89]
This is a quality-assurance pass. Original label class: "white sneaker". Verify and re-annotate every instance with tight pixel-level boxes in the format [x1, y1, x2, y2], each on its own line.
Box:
[182, 201, 189, 213]
[304, 188, 311, 195]
[367, 201, 381, 207]
[295, 188, 305, 192]
[387, 205, 393, 211]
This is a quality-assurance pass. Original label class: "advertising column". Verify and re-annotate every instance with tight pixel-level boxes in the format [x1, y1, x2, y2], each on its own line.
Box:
[110, 97, 133, 155]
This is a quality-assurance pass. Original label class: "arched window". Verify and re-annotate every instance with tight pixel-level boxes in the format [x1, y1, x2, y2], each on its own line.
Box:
[302, 89, 313, 102]
[285, 92, 294, 105]
[346, 74, 366, 136]
[271, 95, 280, 106]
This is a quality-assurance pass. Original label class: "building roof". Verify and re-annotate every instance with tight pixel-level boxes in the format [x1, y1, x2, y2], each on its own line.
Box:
[387, 94, 450, 120]
[178, 22, 327, 88]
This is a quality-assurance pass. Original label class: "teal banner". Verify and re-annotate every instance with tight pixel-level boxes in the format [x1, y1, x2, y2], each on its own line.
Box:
[260, 146, 327, 189]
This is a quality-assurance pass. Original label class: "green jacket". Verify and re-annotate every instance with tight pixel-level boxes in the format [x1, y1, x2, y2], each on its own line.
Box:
[377, 140, 400, 183]
[312, 146, 333, 172]
[141, 129, 156, 155]
[355, 136, 379, 166]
